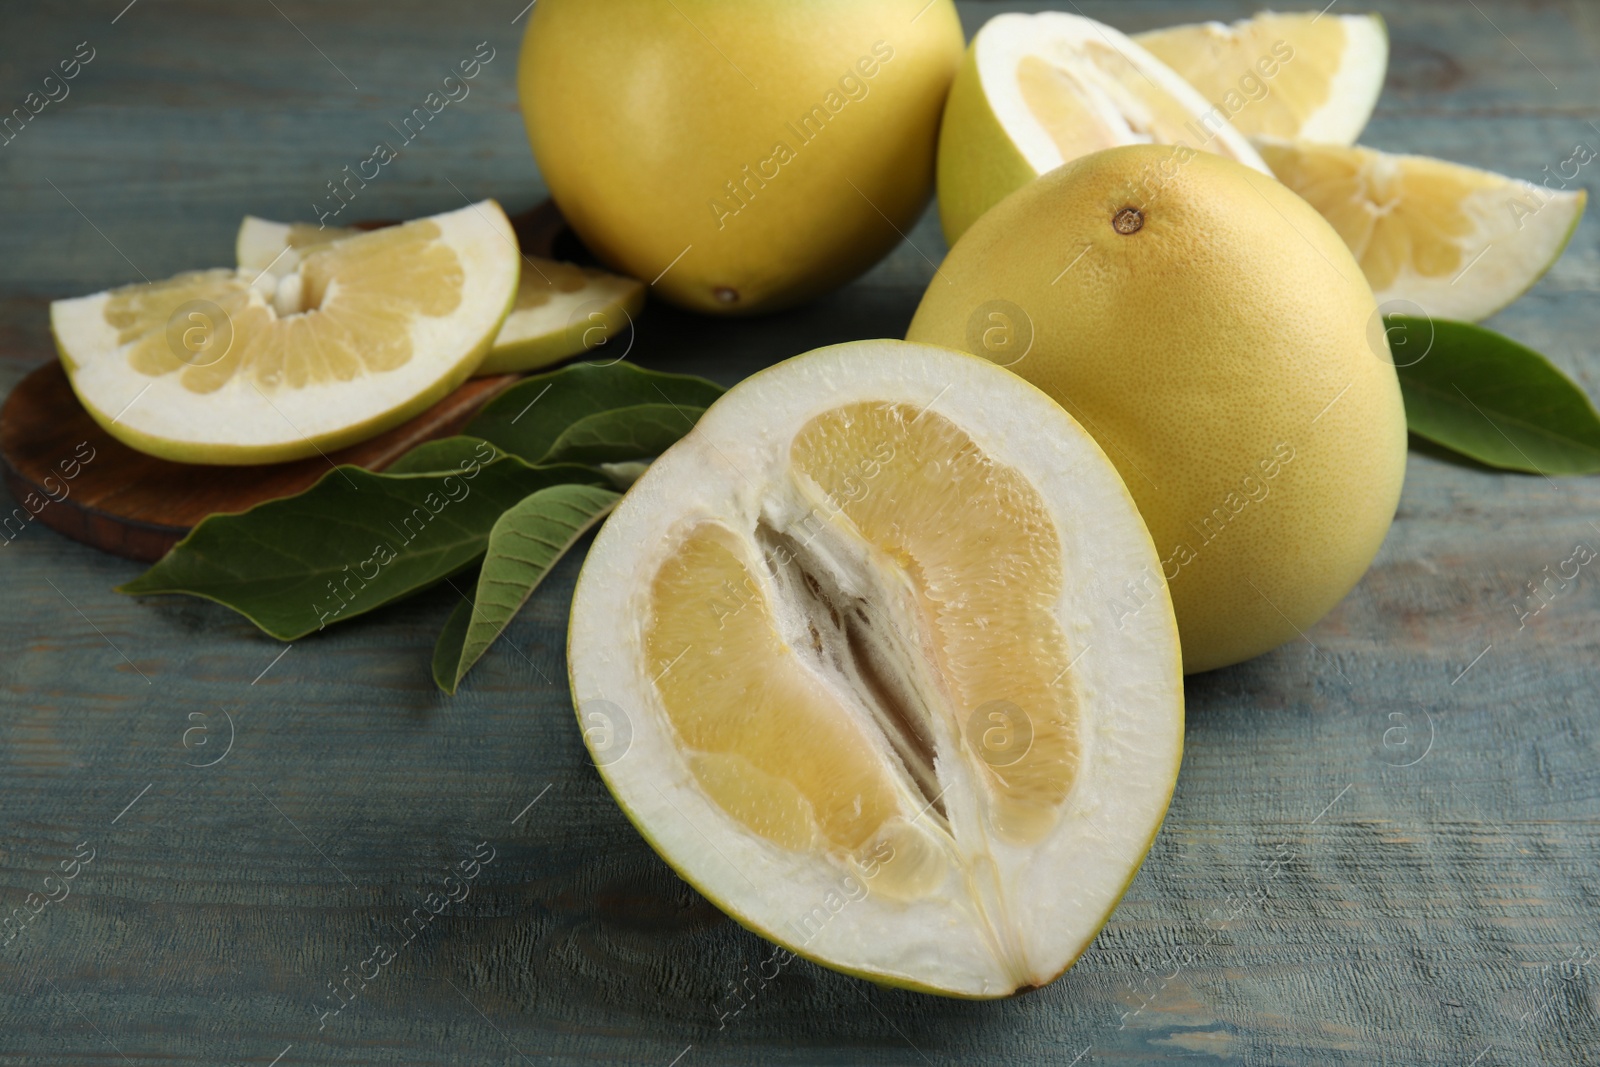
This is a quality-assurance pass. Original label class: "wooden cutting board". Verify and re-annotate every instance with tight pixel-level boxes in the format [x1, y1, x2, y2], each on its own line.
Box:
[0, 200, 571, 562]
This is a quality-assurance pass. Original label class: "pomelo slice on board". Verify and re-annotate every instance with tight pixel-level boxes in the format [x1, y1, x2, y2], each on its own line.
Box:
[53, 201, 518, 465]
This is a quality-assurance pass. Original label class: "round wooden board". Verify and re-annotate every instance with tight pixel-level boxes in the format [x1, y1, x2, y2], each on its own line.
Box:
[1, 200, 574, 562]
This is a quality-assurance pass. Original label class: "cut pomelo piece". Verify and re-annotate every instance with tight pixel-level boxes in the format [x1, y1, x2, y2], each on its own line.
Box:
[237, 217, 644, 375]
[51, 201, 518, 465]
[936, 10, 1269, 243]
[1135, 11, 1388, 144]
[1258, 139, 1587, 321]
[567, 340, 1184, 996]
[478, 260, 643, 374]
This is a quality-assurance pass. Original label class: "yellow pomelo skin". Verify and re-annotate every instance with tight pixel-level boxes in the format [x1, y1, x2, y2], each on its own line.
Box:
[519, 0, 963, 316]
[935, 43, 1039, 249]
[909, 145, 1407, 673]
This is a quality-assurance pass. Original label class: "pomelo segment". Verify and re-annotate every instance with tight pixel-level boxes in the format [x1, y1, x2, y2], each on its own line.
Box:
[52, 201, 518, 465]
[568, 340, 1184, 996]
[236, 216, 645, 374]
[1258, 139, 1587, 321]
[1135, 12, 1388, 144]
[936, 11, 1269, 243]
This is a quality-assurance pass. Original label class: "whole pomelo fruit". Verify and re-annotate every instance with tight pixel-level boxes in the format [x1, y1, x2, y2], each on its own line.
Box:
[519, 0, 964, 316]
[907, 145, 1406, 673]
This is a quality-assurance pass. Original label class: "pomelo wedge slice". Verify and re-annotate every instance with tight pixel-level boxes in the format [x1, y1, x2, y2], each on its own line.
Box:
[1135, 11, 1388, 144]
[936, 11, 1269, 243]
[1257, 139, 1587, 321]
[51, 201, 518, 465]
[238, 216, 644, 375]
[567, 340, 1185, 996]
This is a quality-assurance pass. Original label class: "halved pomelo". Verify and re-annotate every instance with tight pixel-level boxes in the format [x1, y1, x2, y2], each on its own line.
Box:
[52, 201, 518, 465]
[238, 216, 644, 375]
[936, 10, 1269, 243]
[567, 340, 1184, 996]
[1135, 11, 1388, 144]
[1257, 139, 1587, 321]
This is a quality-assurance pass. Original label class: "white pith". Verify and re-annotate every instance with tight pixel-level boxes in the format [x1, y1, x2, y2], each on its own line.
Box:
[52, 201, 517, 456]
[567, 341, 1185, 997]
[235, 216, 322, 278]
[974, 11, 1269, 178]
[1300, 14, 1388, 144]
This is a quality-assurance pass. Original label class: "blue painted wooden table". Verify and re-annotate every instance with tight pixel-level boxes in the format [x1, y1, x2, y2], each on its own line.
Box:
[2, 2, 1598, 1064]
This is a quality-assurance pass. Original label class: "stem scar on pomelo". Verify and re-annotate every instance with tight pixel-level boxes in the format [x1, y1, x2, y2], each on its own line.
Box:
[908, 145, 1407, 674]
[567, 340, 1184, 997]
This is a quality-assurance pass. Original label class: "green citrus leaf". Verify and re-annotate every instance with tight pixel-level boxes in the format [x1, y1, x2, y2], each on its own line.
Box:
[432, 483, 621, 693]
[467, 361, 724, 465]
[118, 445, 607, 640]
[1389, 316, 1600, 475]
[540, 403, 708, 466]
[385, 435, 501, 475]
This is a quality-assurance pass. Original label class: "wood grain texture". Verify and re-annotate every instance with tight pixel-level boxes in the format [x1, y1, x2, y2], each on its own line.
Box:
[0, 2, 1597, 1065]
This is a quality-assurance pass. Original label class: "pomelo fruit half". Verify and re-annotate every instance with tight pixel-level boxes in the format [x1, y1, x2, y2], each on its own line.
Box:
[936, 11, 1268, 243]
[909, 145, 1407, 674]
[1256, 139, 1587, 321]
[567, 340, 1184, 996]
[1134, 11, 1388, 144]
[236, 216, 645, 374]
[52, 201, 518, 465]
[519, 0, 964, 315]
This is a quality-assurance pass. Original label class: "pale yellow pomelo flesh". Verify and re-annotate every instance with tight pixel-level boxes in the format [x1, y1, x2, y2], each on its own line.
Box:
[936, 11, 1269, 244]
[568, 341, 1184, 995]
[1256, 139, 1588, 321]
[237, 217, 645, 374]
[909, 145, 1407, 674]
[52, 201, 518, 465]
[519, 0, 964, 315]
[1135, 11, 1388, 144]
[648, 402, 1081, 859]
